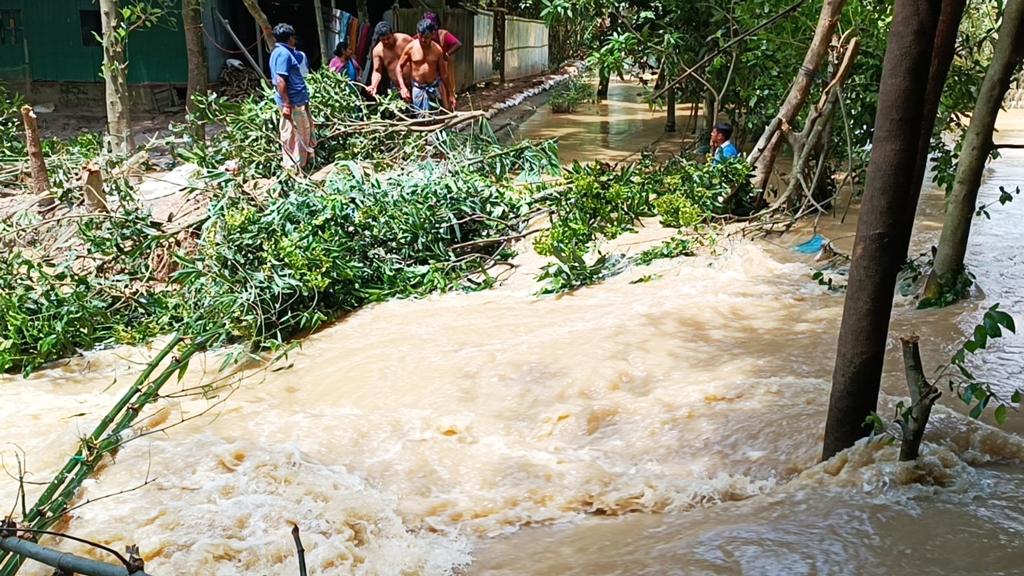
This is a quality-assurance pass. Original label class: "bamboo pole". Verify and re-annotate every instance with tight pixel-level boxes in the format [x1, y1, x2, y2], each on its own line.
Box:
[0, 537, 150, 576]
[0, 335, 211, 576]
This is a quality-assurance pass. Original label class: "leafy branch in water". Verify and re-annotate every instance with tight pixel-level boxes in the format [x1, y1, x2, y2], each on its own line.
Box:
[974, 185, 1019, 220]
[936, 304, 1020, 423]
[534, 155, 750, 294]
[867, 305, 1021, 454]
[634, 234, 696, 266]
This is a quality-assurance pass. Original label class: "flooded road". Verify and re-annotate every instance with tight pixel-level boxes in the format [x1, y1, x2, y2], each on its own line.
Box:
[2, 81, 1023, 575]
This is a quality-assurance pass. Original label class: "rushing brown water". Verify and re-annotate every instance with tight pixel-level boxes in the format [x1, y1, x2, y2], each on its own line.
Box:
[2, 81, 1023, 575]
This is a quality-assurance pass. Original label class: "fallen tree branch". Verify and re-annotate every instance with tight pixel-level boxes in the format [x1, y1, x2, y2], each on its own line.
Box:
[291, 525, 308, 576]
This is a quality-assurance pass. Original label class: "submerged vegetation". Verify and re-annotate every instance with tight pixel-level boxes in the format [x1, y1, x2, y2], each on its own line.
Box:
[549, 75, 598, 113]
[533, 155, 751, 294]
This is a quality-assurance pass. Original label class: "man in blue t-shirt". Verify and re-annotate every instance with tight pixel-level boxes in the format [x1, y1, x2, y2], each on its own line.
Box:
[710, 122, 740, 164]
[269, 23, 315, 170]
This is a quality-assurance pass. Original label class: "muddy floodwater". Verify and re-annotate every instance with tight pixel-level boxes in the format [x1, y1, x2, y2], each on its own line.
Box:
[2, 81, 1023, 575]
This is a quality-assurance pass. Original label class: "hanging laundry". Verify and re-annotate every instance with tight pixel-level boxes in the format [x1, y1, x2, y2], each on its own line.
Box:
[356, 23, 371, 68]
[348, 17, 359, 53]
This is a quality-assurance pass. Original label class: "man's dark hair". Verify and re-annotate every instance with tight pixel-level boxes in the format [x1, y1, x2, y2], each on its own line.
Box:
[373, 21, 393, 42]
[273, 23, 295, 43]
[417, 18, 437, 37]
[713, 122, 733, 140]
[334, 40, 349, 56]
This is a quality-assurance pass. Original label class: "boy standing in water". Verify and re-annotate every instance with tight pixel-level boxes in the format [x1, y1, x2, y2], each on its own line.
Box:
[710, 122, 740, 164]
[396, 19, 454, 116]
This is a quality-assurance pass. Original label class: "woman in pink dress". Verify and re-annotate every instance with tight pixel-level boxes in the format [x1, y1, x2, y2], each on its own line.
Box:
[424, 12, 462, 107]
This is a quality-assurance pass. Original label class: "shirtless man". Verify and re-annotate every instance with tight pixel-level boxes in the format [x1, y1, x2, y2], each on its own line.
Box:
[396, 19, 455, 115]
[367, 21, 413, 99]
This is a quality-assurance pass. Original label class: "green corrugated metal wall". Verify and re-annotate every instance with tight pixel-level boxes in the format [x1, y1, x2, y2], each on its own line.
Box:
[0, 0, 188, 84]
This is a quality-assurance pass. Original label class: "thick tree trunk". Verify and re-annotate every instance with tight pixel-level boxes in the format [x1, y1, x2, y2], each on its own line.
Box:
[182, 0, 208, 143]
[99, 0, 133, 155]
[924, 0, 1024, 302]
[898, 336, 940, 461]
[241, 0, 275, 52]
[821, 0, 944, 461]
[749, 0, 848, 190]
[905, 0, 968, 231]
[20, 105, 52, 207]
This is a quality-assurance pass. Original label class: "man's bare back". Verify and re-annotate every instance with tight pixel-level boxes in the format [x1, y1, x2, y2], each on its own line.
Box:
[368, 31, 412, 97]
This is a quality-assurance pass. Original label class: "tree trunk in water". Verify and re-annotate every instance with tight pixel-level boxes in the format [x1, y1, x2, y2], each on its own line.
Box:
[20, 105, 52, 207]
[242, 0, 275, 52]
[598, 68, 610, 100]
[924, 0, 1024, 302]
[99, 0, 132, 155]
[898, 336, 940, 461]
[749, 0, 848, 190]
[905, 0, 968, 232]
[182, 0, 208, 143]
[313, 0, 328, 65]
[821, 0, 944, 461]
[665, 86, 677, 133]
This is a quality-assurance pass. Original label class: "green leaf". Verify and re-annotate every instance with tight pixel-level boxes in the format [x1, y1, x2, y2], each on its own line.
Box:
[994, 404, 1008, 425]
[991, 310, 1016, 333]
[983, 315, 1003, 338]
[970, 401, 985, 419]
[1013, 391, 1022, 404]
[973, 324, 988, 349]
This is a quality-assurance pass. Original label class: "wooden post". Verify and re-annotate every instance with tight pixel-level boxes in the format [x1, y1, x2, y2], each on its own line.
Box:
[665, 86, 677, 133]
[494, 1, 506, 84]
[216, 11, 267, 80]
[313, 0, 329, 66]
[20, 105, 53, 207]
